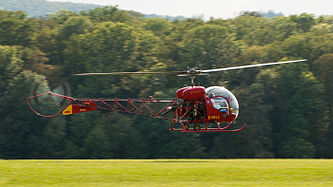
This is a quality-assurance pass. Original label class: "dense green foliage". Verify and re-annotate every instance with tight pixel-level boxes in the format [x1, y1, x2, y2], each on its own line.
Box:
[0, 0, 100, 17]
[0, 7, 332, 159]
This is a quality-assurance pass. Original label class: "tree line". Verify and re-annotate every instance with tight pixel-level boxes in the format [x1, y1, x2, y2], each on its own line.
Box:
[0, 0, 100, 17]
[0, 7, 332, 158]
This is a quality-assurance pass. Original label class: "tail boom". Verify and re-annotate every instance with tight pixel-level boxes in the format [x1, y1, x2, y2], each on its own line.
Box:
[27, 92, 177, 120]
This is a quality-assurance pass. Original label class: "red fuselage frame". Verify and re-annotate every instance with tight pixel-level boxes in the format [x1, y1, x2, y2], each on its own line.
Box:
[27, 92, 245, 132]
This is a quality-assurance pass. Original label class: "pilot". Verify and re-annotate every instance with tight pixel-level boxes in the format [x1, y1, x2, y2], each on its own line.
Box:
[209, 93, 228, 118]
[213, 103, 227, 114]
[208, 93, 215, 98]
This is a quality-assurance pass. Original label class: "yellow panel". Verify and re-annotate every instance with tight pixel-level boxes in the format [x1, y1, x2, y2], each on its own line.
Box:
[62, 104, 73, 115]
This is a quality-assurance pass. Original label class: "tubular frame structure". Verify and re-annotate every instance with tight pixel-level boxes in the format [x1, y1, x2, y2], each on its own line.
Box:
[27, 91, 177, 119]
[27, 92, 245, 132]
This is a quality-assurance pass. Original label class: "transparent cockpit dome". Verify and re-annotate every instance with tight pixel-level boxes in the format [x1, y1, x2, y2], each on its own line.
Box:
[206, 86, 239, 118]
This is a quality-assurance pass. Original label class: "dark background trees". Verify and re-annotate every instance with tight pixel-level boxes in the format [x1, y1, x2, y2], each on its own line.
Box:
[0, 7, 332, 158]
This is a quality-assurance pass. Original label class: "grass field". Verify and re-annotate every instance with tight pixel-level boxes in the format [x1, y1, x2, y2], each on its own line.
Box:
[0, 159, 332, 186]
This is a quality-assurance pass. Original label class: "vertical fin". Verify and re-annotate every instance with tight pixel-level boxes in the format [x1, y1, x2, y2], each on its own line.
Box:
[62, 104, 73, 115]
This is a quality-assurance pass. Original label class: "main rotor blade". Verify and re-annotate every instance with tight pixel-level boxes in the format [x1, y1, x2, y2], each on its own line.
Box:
[74, 71, 186, 76]
[201, 59, 307, 73]
[74, 59, 307, 76]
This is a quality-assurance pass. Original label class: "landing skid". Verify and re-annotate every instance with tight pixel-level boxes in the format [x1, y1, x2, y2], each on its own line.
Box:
[170, 121, 246, 133]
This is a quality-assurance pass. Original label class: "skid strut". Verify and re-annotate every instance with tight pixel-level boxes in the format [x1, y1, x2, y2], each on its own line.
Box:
[170, 121, 246, 133]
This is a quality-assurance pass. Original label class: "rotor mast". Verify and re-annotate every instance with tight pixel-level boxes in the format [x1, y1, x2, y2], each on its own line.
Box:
[190, 75, 195, 87]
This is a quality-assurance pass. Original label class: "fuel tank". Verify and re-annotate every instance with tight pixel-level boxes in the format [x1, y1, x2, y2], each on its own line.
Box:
[176, 86, 190, 99]
[176, 86, 206, 100]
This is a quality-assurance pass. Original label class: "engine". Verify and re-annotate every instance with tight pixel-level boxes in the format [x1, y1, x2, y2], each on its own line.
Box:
[176, 86, 206, 121]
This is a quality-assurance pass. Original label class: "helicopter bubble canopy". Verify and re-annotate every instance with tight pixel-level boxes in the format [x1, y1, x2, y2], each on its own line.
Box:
[206, 86, 239, 118]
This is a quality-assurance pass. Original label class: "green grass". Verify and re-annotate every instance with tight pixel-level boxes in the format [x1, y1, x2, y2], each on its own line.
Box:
[0, 159, 332, 186]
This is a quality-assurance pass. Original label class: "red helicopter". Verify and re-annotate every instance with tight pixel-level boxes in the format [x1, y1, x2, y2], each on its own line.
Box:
[27, 59, 306, 132]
